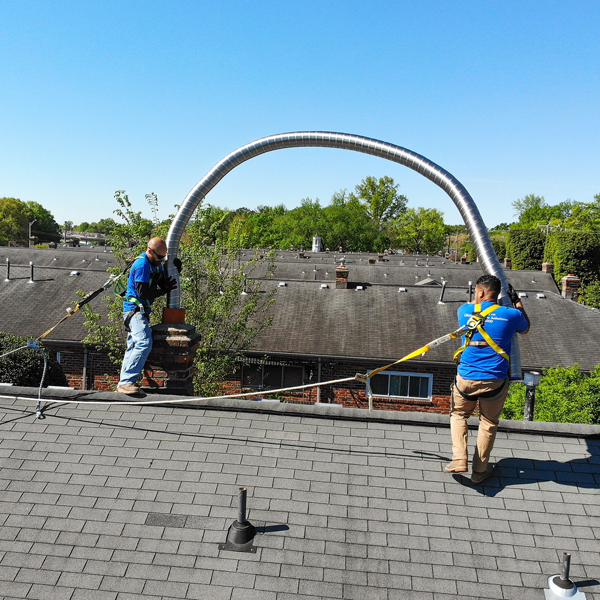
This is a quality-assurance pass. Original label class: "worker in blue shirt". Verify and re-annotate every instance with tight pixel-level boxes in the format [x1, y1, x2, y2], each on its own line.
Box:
[117, 237, 177, 395]
[446, 274, 530, 483]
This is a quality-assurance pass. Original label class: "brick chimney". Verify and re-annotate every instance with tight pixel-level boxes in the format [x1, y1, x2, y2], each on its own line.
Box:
[335, 258, 349, 289]
[504, 257, 512, 269]
[561, 274, 581, 301]
[542, 262, 554, 274]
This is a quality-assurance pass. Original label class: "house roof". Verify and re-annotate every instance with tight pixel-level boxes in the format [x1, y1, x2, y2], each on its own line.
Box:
[0, 246, 118, 271]
[0, 264, 115, 342]
[1, 388, 599, 600]
[249, 281, 600, 371]
[0, 249, 597, 371]
[242, 253, 560, 294]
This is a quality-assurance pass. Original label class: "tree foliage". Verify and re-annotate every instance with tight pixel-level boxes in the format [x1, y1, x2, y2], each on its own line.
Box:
[392, 207, 445, 254]
[543, 230, 600, 286]
[0, 333, 67, 387]
[0, 197, 61, 245]
[506, 228, 546, 270]
[80, 192, 277, 396]
[348, 175, 408, 232]
[502, 365, 600, 424]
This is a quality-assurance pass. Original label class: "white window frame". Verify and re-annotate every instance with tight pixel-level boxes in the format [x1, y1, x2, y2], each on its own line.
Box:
[367, 370, 433, 401]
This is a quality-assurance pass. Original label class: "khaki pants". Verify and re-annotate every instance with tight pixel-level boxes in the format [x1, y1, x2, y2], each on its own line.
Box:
[450, 374, 509, 472]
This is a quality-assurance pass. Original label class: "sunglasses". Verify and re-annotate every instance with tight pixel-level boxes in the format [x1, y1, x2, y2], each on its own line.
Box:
[148, 247, 167, 260]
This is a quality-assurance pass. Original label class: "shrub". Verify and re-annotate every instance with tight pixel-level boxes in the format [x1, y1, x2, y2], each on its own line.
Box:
[0, 332, 67, 387]
[501, 365, 600, 424]
[544, 231, 600, 286]
[506, 229, 545, 270]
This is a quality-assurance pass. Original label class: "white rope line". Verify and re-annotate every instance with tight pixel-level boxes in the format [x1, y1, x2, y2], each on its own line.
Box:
[0, 376, 358, 407]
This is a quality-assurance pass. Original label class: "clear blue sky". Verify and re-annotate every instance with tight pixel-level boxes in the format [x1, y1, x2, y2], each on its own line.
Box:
[1, 0, 598, 229]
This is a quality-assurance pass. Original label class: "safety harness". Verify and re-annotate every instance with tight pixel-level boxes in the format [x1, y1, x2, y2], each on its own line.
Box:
[452, 303, 510, 365]
[120, 255, 162, 332]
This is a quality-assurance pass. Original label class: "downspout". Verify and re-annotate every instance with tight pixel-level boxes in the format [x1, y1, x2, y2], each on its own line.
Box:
[316, 357, 322, 403]
[82, 344, 88, 391]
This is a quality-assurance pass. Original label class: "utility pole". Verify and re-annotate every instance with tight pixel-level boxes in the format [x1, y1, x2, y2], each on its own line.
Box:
[28, 219, 37, 248]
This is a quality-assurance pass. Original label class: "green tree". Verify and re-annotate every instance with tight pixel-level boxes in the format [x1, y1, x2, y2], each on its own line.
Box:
[502, 365, 600, 424]
[349, 176, 408, 232]
[239, 204, 288, 248]
[81, 192, 277, 396]
[0, 197, 29, 245]
[0, 333, 67, 387]
[319, 190, 376, 251]
[392, 207, 446, 254]
[25, 201, 61, 242]
[506, 228, 546, 270]
[578, 281, 600, 309]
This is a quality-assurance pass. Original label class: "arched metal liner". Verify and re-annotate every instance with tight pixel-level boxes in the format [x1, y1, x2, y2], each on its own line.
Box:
[165, 131, 521, 379]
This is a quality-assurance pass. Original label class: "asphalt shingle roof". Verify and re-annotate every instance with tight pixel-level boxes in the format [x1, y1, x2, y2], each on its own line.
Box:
[251, 282, 600, 371]
[1, 388, 599, 599]
[0, 265, 114, 342]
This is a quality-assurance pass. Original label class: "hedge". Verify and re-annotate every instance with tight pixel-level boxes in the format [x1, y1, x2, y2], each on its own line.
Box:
[506, 229, 545, 270]
[0, 332, 67, 387]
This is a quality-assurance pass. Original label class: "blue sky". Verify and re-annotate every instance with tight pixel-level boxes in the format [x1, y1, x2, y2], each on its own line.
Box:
[1, 1, 598, 228]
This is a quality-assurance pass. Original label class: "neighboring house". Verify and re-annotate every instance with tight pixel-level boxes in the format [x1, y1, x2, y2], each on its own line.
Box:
[1, 247, 599, 413]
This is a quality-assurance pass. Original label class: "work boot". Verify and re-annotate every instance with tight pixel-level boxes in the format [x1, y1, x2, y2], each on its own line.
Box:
[471, 464, 495, 484]
[444, 459, 468, 473]
[116, 382, 140, 395]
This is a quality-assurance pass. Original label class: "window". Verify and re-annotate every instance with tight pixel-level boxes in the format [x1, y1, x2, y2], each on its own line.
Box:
[242, 364, 304, 390]
[368, 371, 432, 400]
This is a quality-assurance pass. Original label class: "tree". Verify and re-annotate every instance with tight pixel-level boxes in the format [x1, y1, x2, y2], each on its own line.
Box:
[393, 207, 446, 254]
[0, 332, 67, 387]
[502, 365, 600, 424]
[578, 281, 600, 310]
[24, 201, 61, 242]
[512, 194, 573, 229]
[81, 192, 277, 396]
[349, 176, 408, 232]
[0, 197, 29, 245]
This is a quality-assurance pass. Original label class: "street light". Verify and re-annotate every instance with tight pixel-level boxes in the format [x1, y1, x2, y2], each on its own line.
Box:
[523, 371, 542, 421]
[28, 219, 38, 248]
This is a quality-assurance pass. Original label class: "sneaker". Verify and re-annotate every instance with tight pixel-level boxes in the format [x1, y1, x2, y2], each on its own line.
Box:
[471, 464, 495, 484]
[116, 382, 140, 395]
[445, 459, 468, 473]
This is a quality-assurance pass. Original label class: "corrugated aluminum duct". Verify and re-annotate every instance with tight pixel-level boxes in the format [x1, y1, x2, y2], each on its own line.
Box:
[165, 131, 521, 379]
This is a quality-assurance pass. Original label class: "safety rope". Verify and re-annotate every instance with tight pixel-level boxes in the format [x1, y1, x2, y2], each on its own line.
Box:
[3, 293, 504, 412]
[36, 259, 135, 342]
[1, 376, 358, 407]
[357, 323, 472, 382]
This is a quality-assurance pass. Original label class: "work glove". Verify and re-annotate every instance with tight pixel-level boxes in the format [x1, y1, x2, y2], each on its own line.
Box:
[173, 257, 182, 274]
[506, 283, 520, 305]
[157, 274, 177, 295]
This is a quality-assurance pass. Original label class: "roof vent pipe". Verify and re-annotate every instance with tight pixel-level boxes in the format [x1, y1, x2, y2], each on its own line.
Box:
[468, 281, 473, 302]
[28, 261, 34, 283]
[5, 257, 9, 282]
[438, 281, 447, 304]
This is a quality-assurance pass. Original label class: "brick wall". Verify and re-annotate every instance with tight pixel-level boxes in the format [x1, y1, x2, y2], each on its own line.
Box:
[224, 356, 455, 414]
[45, 342, 119, 391]
[44, 342, 456, 414]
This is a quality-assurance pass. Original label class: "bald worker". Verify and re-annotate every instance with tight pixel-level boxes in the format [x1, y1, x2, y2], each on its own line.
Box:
[117, 237, 177, 394]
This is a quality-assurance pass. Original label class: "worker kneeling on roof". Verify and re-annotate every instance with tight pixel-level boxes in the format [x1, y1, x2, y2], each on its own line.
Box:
[117, 237, 177, 395]
[446, 274, 530, 484]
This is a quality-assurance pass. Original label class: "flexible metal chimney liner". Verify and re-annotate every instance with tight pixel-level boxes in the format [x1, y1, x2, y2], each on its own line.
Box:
[165, 131, 521, 378]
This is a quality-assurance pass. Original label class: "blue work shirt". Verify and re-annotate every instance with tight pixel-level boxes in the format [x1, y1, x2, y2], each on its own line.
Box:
[457, 301, 529, 380]
[123, 254, 163, 313]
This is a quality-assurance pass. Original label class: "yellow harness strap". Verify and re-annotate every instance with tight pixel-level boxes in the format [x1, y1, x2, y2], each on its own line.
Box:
[453, 303, 509, 364]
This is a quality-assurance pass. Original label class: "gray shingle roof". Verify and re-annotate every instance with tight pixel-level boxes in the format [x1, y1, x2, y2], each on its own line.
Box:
[0, 265, 114, 341]
[1, 389, 599, 600]
[250, 282, 600, 371]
